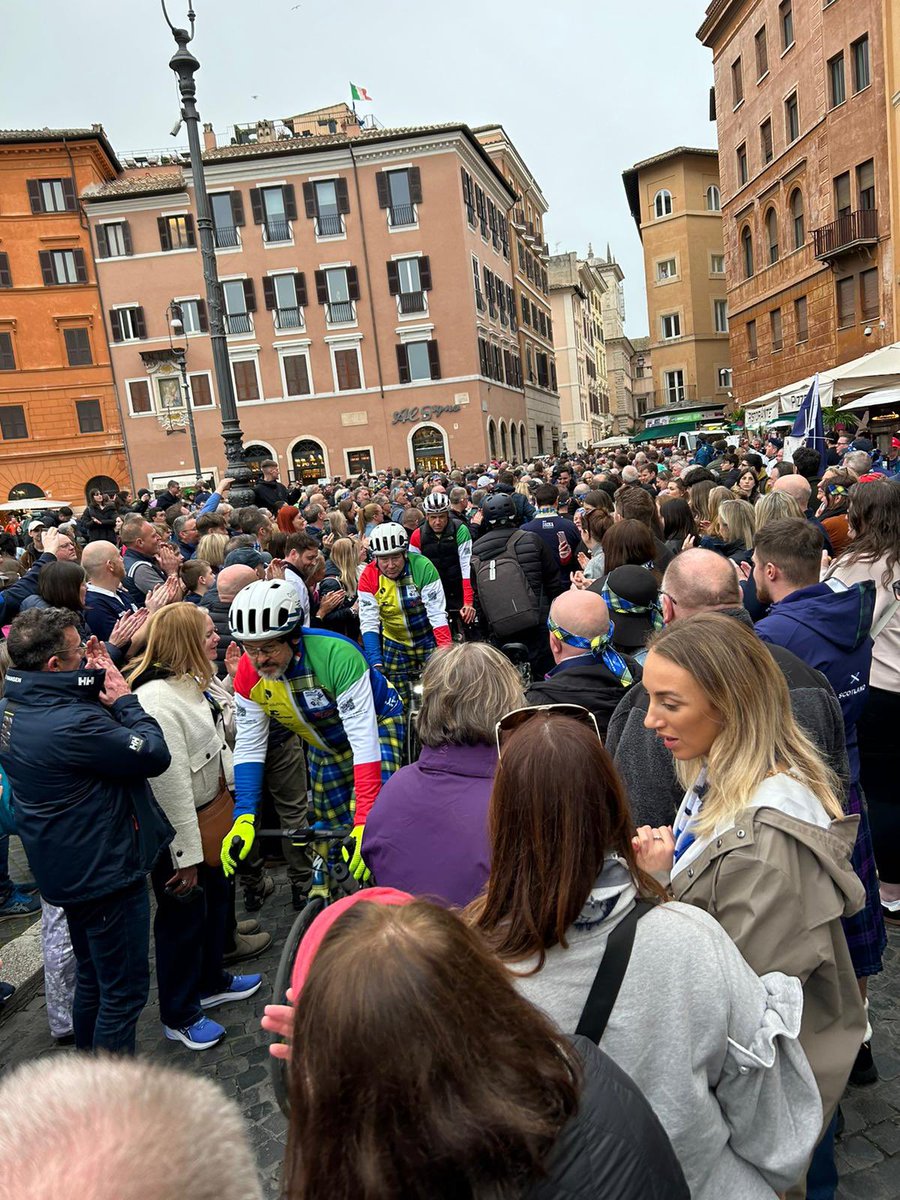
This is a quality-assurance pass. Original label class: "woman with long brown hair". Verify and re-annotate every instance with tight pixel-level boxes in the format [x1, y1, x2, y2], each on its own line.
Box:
[469, 710, 822, 1200]
[599, 520, 658, 584]
[266, 891, 689, 1200]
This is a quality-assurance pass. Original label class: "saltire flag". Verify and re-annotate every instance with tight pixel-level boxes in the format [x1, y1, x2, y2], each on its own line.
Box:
[790, 373, 827, 475]
[350, 83, 373, 102]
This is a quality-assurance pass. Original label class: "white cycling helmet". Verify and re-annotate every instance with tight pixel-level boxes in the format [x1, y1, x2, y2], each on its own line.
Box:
[368, 522, 408, 557]
[423, 491, 451, 514]
[228, 578, 304, 642]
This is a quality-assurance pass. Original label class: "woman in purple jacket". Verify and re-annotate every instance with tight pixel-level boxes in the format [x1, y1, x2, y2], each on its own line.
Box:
[362, 643, 524, 907]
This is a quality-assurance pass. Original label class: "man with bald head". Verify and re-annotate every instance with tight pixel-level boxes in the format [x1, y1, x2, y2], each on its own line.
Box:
[773, 474, 834, 551]
[525, 587, 639, 735]
[606, 548, 849, 827]
[200, 565, 257, 678]
[83, 541, 139, 640]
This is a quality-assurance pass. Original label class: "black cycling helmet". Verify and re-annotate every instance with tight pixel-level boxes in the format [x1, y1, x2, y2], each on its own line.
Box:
[481, 493, 516, 526]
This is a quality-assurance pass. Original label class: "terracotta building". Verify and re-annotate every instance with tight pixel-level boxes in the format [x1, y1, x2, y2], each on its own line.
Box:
[474, 126, 562, 457]
[0, 128, 127, 504]
[548, 252, 610, 449]
[698, 0, 895, 408]
[631, 337, 654, 419]
[82, 116, 533, 488]
[622, 147, 731, 434]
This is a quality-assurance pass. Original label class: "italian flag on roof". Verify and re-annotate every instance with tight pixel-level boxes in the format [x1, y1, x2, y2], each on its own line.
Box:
[350, 83, 373, 102]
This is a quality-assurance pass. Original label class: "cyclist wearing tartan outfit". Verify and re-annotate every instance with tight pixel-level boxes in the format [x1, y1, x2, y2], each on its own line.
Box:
[221, 579, 403, 885]
[409, 491, 477, 631]
[358, 522, 452, 709]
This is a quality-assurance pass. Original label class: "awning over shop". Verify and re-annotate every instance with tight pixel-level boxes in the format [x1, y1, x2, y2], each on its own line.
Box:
[767, 412, 798, 428]
[631, 419, 699, 443]
[745, 342, 900, 424]
[838, 386, 900, 412]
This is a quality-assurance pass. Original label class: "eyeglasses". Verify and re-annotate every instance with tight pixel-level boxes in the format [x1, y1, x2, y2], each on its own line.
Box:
[494, 704, 601, 760]
[658, 591, 679, 607]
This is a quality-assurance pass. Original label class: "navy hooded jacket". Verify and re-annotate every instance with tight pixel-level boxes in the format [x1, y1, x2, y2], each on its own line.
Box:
[0, 667, 173, 906]
[756, 579, 875, 785]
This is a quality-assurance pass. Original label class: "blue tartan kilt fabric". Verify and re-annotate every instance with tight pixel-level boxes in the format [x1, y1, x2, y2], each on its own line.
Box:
[381, 637, 434, 712]
[842, 784, 887, 978]
[306, 717, 405, 829]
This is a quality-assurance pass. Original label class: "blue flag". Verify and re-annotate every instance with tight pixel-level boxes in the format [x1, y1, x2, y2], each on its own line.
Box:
[790, 373, 827, 475]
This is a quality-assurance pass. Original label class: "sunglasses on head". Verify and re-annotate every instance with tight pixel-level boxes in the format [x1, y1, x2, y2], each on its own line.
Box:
[494, 704, 601, 760]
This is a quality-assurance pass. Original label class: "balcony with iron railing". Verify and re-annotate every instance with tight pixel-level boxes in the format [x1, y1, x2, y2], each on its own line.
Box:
[225, 312, 253, 335]
[214, 225, 240, 249]
[275, 307, 303, 330]
[389, 203, 416, 228]
[326, 300, 355, 324]
[813, 208, 878, 262]
[316, 213, 344, 237]
[263, 218, 292, 243]
[398, 290, 426, 314]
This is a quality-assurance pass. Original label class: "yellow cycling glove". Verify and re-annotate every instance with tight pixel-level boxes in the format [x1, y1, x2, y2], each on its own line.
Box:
[342, 824, 371, 883]
[221, 814, 256, 877]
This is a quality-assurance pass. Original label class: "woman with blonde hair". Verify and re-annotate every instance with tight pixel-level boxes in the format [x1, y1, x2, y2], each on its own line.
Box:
[196, 531, 228, 572]
[639, 613, 866, 1194]
[325, 509, 348, 540]
[701, 498, 756, 564]
[127, 605, 261, 1052]
[317, 537, 364, 641]
[741, 491, 803, 619]
[362, 643, 524, 907]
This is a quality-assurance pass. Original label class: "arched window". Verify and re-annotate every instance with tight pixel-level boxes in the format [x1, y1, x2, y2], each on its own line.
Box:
[765, 208, 779, 264]
[84, 475, 119, 502]
[8, 482, 45, 503]
[510, 422, 518, 461]
[290, 438, 326, 485]
[411, 425, 447, 473]
[500, 421, 508, 460]
[488, 419, 497, 459]
[706, 185, 721, 211]
[243, 443, 275, 477]
[741, 226, 754, 279]
[790, 189, 805, 250]
[653, 189, 673, 219]
[520, 423, 528, 460]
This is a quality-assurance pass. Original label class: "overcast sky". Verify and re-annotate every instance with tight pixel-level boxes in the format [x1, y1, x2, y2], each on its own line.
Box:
[2, 0, 715, 337]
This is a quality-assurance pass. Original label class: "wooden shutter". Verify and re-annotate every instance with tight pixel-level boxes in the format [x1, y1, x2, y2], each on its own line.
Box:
[38, 251, 55, 285]
[427, 340, 441, 380]
[249, 188, 264, 224]
[129, 379, 151, 412]
[0, 254, 9, 287]
[230, 191, 245, 227]
[233, 360, 260, 402]
[315, 270, 328, 304]
[335, 348, 360, 391]
[73, 249, 88, 283]
[109, 309, 123, 342]
[27, 180, 43, 213]
[133, 307, 147, 339]
[861, 268, 879, 320]
[303, 182, 318, 218]
[242, 278, 257, 312]
[197, 299, 209, 332]
[387, 261, 400, 295]
[262, 276, 277, 311]
[95, 225, 109, 259]
[419, 255, 432, 291]
[189, 373, 213, 406]
[183, 214, 196, 247]
[335, 177, 350, 214]
[295, 273, 308, 307]
[376, 172, 390, 209]
[157, 217, 171, 251]
[121, 221, 133, 254]
[396, 344, 410, 384]
[837, 277, 855, 326]
[408, 167, 422, 205]
[504, 349, 512, 382]
[61, 178, 77, 211]
[283, 354, 310, 397]
[282, 185, 297, 221]
[346, 266, 360, 301]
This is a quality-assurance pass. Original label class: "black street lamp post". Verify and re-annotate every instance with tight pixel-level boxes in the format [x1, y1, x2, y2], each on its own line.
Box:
[161, 2, 254, 507]
[166, 302, 202, 479]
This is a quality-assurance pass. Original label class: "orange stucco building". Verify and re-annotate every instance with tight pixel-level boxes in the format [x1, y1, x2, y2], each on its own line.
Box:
[0, 128, 127, 504]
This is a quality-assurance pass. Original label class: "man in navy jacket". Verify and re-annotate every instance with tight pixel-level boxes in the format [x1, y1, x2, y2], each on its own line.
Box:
[0, 608, 172, 1053]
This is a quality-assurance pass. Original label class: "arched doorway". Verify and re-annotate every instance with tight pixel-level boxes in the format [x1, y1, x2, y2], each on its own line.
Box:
[84, 475, 119, 502]
[290, 438, 327, 485]
[510, 423, 518, 462]
[8, 482, 45, 503]
[243, 443, 275, 478]
[410, 425, 448, 474]
[500, 421, 508, 460]
[488, 419, 497, 460]
[520, 423, 528, 459]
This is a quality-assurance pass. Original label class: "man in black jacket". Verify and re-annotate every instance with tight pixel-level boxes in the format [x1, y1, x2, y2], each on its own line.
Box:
[253, 459, 301, 516]
[471, 493, 563, 680]
[526, 589, 640, 737]
[605, 549, 849, 828]
[0, 608, 172, 1054]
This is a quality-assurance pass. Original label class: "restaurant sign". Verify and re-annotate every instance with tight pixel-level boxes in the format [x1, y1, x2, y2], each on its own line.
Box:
[392, 403, 462, 425]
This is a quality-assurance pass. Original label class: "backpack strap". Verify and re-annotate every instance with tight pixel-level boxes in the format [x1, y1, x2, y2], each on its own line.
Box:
[574, 898, 655, 1044]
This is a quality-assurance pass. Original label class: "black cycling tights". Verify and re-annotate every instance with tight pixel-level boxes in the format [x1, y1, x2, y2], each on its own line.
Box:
[858, 686, 900, 885]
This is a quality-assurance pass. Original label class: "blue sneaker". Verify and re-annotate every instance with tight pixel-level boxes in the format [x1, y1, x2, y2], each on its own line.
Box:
[200, 974, 262, 1009]
[164, 1016, 226, 1051]
[15, 880, 39, 896]
[0, 888, 40, 920]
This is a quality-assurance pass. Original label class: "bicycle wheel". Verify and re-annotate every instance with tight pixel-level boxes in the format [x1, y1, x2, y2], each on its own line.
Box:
[270, 896, 326, 1117]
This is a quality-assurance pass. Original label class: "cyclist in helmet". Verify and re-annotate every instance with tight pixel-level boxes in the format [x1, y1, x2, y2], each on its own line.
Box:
[409, 490, 477, 630]
[221, 579, 403, 887]
[358, 521, 451, 709]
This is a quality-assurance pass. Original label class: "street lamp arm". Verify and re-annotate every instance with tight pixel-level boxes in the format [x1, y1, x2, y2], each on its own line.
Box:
[160, 0, 195, 41]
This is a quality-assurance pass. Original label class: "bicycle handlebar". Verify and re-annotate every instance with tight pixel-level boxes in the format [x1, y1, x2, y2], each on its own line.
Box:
[256, 827, 354, 842]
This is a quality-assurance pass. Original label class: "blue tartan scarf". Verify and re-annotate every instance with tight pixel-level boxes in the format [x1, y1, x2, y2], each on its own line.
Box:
[672, 768, 709, 864]
[602, 584, 665, 633]
[547, 615, 633, 686]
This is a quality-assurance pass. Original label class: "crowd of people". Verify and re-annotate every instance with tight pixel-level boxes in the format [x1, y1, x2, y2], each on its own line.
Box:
[0, 426, 898, 1199]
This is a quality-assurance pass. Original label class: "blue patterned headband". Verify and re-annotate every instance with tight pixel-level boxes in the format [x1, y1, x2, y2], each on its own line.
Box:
[547, 616, 633, 686]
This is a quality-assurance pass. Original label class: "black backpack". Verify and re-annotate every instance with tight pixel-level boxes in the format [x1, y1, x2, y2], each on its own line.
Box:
[472, 531, 541, 637]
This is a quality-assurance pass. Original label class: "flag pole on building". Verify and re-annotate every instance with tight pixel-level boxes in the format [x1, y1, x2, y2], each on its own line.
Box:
[350, 82, 373, 129]
[788, 372, 828, 475]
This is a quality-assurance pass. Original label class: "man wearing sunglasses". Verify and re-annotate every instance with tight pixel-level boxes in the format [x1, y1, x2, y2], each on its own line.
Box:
[525, 589, 638, 737]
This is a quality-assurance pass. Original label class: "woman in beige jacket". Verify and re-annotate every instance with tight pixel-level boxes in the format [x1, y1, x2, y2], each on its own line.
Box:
[636, 613, 865, 1199]
[128, 605, 261, 1052]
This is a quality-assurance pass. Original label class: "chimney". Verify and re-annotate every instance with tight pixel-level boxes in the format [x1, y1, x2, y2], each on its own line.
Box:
[202, 123, 217, 152]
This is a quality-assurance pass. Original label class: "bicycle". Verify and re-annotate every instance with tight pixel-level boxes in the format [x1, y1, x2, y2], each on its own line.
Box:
[501, 642, 533, 690]
[238, 825, 357, 1116]
[404, 672, 425, 766]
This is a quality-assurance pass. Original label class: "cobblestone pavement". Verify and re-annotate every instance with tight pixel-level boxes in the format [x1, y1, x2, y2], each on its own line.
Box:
[0, 836, 39, 950]
[1, 867, 900, 1199]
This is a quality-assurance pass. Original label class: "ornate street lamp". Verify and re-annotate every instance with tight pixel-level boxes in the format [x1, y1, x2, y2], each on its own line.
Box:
[166, 302, 202, 478]
[161, 1, 254, 506]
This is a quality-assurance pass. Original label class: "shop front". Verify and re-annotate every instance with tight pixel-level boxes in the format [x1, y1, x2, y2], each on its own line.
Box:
[291, 439, 328, 485]
[410, 424, 449, 473]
